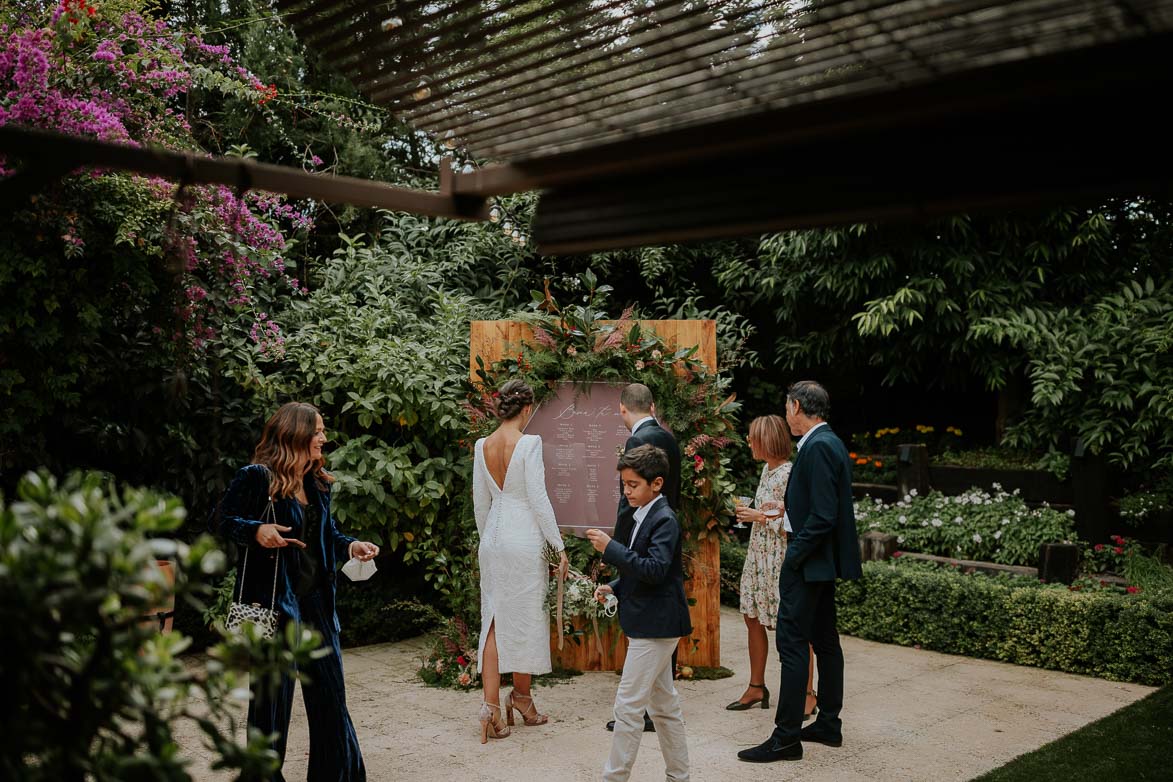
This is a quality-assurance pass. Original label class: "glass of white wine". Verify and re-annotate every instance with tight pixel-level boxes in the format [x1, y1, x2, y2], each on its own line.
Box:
[732, 495, 754, 529]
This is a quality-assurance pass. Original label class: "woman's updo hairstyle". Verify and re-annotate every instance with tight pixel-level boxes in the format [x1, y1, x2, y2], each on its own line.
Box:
[496, 379, 535, 421]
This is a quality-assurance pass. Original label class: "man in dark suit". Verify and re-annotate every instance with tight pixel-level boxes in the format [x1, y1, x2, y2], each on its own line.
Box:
[606, 382, 682, 733]
[738, 380, 863, 763]
[613, 383, 682, 545]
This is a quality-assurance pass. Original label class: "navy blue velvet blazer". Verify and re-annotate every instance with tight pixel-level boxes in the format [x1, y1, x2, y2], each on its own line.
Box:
[211, 464, 356, 630]
[604, 497, 693, 639]
[781, 425, 863, 583]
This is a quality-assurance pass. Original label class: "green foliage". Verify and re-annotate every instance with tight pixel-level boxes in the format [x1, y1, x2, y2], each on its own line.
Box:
[720, 537, 748, 607]
[838, 559, 1173, 685]
[972, 275, 1173, 470]
[934, 447, 1059, 472]
[855, 487, 1078, 566]
[0, 471, 320, 781]
[230, 213, 530, 616]
[1118, 470, 1173, 526]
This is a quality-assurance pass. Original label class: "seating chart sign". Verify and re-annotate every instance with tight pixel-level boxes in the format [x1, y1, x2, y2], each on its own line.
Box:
[524, 382, 629, 536]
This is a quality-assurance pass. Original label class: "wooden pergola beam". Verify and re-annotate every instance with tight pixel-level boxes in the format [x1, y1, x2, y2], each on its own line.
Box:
[0, 126, 488, 219]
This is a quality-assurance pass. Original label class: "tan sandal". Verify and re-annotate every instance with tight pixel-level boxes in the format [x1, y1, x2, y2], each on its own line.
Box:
[479, 702, 511, 743]
[506, 690, 549, 726]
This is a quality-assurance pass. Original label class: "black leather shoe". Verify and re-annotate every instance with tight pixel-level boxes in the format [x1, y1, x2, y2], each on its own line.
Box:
[737, 738, 802, 763]
[605, 717, 656, 732]
[800, 724, 843, 747]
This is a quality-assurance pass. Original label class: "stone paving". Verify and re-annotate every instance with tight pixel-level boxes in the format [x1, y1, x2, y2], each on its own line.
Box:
[176, 606, 1154, 781]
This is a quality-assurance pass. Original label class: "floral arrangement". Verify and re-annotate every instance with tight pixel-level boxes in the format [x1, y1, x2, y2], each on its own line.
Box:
[467, 271, 742, 541]
[417, 616, 481, 690]
[856, 484, 1078, 567]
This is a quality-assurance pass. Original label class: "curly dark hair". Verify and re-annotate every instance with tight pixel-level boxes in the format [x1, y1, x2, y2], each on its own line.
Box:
[496, 379, 535, 420]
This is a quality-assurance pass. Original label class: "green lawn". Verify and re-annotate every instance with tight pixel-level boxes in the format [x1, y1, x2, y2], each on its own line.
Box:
[971, 685, 1172, 781]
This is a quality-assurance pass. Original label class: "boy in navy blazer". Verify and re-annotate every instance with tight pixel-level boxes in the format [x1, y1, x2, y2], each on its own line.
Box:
[587, 444, 692, 782]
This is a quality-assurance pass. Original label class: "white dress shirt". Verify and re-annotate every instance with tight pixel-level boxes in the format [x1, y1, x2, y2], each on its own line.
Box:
[630, 415, 656, 435]
[783, 421, 828, 533]
[629, 494, 664, 546]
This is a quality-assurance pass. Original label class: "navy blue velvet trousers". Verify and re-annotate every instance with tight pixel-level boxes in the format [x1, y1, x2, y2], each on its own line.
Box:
[248, 590, 366, 782]
[771, 569, 844, 745]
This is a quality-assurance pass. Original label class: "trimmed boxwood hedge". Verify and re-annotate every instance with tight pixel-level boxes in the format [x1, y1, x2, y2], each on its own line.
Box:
[837, 560, 1173, 686]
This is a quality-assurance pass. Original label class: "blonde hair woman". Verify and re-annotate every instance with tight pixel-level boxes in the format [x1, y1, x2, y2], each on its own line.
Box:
[727, 415, 816, 718]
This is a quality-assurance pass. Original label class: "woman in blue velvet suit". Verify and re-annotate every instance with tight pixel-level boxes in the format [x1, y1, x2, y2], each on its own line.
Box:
[213, 402, 379, 782]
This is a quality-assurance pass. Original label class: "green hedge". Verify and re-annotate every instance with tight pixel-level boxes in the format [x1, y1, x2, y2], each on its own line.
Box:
[838, 561, 1173, 686]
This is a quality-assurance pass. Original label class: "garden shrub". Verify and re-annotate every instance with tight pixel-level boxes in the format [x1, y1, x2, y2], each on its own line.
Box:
[855, 486, 1077, 566]
[0, 470, 322, 781]
[838, 560, 1173, 685]
[720, 537, 748, 607]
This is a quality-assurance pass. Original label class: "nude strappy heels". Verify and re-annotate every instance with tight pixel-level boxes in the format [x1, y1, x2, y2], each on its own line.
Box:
[506, 690, 549, 726]
[479, 702, 511, 743]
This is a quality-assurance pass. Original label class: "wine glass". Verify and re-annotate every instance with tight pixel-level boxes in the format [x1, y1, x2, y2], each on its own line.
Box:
[732, 495, 754, 529]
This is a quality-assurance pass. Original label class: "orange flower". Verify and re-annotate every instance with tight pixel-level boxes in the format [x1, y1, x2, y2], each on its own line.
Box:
[849, 452, 858, 459]
[855, 457, 867, 465]
[873, 460, 883, 468]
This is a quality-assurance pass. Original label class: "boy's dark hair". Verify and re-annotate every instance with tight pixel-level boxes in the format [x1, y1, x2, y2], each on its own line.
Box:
[617, 444, 670, 484]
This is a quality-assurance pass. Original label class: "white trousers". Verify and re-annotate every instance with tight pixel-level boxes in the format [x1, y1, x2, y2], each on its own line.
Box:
[603, 637, 690, 782]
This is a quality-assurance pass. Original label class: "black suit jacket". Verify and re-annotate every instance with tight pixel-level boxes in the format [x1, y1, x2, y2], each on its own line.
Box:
[781, 424, 864, 583]
[603, 498, 693, 639]
[613, 419, 681, 545]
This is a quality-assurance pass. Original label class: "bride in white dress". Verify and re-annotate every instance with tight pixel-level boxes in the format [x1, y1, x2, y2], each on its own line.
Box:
[473, 379, 569, 744]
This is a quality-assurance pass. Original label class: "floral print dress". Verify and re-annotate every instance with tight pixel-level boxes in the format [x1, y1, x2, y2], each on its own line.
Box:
[739, 461, 792, 628]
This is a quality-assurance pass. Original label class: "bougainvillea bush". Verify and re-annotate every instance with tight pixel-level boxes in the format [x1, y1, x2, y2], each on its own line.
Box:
[0, 0, 309, 489]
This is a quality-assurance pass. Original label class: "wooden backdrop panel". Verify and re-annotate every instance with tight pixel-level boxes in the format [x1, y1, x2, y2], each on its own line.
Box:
[470, 319, 721, 669]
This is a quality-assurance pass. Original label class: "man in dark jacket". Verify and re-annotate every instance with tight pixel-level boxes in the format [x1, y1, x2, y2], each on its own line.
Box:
[738, 380, 863, 764]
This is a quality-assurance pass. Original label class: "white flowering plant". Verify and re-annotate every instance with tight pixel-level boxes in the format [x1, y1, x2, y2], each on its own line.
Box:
[855, 485, 1079, 566]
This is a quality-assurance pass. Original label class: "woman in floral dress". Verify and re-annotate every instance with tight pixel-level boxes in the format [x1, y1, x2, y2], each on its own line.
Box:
[727, 415, 816, 717]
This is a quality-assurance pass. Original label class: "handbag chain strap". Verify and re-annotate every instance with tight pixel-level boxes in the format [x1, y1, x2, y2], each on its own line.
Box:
[235, 475, 281, 615]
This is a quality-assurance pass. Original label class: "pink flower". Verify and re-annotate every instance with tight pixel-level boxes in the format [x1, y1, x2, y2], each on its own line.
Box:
[634, 360, 645, 370]
[1094, 544, 1104, 552]
[566, 346, 577, 356]
[1113, 546, 1124, 555]
[892, 551, 903, 558]
[1126, 585, 1140, 594]
[457, 672, 472, 686]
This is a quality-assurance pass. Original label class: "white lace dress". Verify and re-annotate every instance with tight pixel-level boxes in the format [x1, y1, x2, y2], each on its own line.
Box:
[473, 434, 565, 674]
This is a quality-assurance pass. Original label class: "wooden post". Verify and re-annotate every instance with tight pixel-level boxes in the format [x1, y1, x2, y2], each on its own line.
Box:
[1071, 438, 1109, 543]
[860, 531, 899, 561]
[896, 443, 931, 498]
[472, 320, 721, 669]
[1038, 543, 1080, 585]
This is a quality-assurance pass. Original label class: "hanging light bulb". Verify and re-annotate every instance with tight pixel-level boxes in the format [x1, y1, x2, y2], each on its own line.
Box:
[412, 79, 431, 100]
[519, 234, 528, 247]
[461, 161, 474, 174]
[380, 16, 403, 32]
[511, 229, 521, 242]
[489, 205, 501, 223]
[502, 220, 513, 233]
